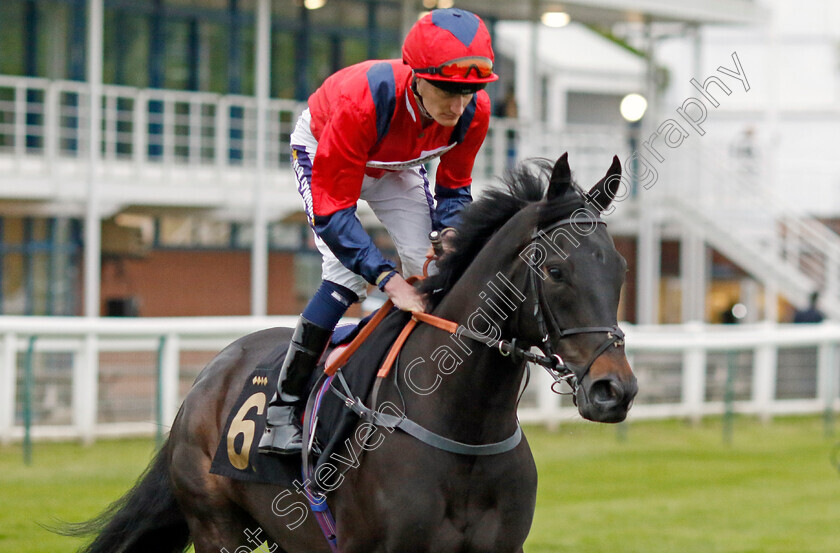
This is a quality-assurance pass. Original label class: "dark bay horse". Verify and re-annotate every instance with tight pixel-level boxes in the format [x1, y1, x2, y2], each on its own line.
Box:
[69, 154, 637, 553]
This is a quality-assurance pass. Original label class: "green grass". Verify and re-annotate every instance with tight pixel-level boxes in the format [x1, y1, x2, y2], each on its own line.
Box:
[1, 416, 839, 552]
[526, 416, 840, 553]
[0, 438, 158, 552]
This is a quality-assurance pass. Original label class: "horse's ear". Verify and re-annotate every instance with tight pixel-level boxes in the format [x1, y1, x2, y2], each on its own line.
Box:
[546, 153, 572, 201]
[585, 155, 622, 212]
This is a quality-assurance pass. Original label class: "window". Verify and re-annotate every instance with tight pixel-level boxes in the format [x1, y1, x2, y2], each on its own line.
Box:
[104, 9, 150, 87]
[0, 2, 25, 76]
[157, 216, 231, 248]
[0, 217, 81, 316]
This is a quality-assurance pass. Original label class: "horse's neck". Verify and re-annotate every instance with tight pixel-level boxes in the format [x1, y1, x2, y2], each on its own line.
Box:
[398, 261, 529, 437]
[433, 230, 532, 343]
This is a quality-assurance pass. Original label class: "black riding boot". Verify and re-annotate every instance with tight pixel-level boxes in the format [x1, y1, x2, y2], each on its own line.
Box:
[259, 317, 332, 456]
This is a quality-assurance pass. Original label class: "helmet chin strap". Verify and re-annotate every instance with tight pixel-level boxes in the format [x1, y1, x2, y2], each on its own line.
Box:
[411, 76, 433, 120]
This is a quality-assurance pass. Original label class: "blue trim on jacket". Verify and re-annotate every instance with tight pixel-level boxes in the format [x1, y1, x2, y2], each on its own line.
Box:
[366, 62, 397, 145]
[433, 185, 472, 231]
[449, 96, 477, 145]
[313, 206, 396, 284]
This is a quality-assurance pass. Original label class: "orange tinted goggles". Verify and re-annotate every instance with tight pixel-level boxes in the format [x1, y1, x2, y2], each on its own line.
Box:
[415, 56, 494, 80]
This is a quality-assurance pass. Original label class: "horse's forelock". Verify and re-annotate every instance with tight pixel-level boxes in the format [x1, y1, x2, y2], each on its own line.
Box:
[536, 190, 588, 229]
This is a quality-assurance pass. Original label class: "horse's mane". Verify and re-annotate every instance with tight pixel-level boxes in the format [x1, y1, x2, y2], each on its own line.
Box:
[420, 158, 587, 305]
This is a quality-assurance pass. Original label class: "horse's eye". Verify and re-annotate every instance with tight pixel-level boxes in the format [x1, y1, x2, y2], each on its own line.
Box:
[547, 267, 566, 283]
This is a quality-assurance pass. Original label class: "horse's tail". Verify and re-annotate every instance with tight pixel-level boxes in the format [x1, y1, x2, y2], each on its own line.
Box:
[57, 442, 191, 553]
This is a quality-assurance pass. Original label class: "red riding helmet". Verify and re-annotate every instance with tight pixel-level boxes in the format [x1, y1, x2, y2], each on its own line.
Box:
[402, 8, 499, 86]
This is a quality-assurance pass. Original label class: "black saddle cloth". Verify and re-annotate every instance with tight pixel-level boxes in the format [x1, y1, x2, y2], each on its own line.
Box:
[209, 309, 411, 487]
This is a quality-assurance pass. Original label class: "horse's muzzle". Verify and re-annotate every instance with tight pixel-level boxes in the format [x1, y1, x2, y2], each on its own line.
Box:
[576, 355, 638, 423]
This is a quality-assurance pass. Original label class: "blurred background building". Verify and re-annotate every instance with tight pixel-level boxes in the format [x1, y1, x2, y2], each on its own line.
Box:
[1, 0, 837, 324]
[6, 0, 840, 443]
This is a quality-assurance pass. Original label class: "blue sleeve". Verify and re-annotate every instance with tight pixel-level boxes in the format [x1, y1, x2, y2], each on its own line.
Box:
[434, 185, 472, 231]
[313, 206, 397, 285]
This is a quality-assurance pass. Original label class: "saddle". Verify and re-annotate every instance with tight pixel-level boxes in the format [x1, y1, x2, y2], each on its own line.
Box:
[208, 308, 410, 487]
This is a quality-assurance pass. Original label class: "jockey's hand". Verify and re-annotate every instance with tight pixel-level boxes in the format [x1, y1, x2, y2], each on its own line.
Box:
[383, 273, 427, 313]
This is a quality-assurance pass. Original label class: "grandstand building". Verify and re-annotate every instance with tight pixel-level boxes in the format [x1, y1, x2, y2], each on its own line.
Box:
[7, 0, 832, 326]
[7, 0, 840, 445]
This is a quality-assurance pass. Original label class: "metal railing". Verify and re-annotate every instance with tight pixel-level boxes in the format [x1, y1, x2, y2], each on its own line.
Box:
[0, 75, 304, 171]
[0, 74, 628, 214]
[4, 73, 840, 322]
[2, 316, 838, 444]
[654, 141, 840, 319]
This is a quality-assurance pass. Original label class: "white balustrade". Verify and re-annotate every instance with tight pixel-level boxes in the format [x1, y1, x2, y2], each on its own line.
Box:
[0, 74, 627, 217]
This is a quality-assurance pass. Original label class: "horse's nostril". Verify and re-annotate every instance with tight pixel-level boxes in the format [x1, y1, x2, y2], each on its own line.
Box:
[591, 379, 624, 406]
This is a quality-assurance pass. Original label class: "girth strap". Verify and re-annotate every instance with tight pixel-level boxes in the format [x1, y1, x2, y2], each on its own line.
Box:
[330, 370, 523, 456]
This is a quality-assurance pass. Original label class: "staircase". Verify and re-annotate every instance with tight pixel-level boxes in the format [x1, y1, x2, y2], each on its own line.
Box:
[655, 142, 840, 320]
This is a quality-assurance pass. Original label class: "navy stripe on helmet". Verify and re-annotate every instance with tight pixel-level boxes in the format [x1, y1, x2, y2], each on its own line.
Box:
[432, 8, 479, 47]
[449, 95, 477, 145]
[366, 62, 397, 145]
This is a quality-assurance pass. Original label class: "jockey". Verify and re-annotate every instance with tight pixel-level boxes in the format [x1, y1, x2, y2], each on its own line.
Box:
[259, 8, 498, 456]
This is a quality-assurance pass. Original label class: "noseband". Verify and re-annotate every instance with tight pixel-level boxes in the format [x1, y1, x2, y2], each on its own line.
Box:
[526, 214, 625, 397]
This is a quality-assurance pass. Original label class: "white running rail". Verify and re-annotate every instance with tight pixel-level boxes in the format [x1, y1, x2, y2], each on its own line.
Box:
[1, 317, 837, 443]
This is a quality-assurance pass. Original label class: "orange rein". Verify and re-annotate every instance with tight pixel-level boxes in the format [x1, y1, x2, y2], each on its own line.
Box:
[324, 255, 456, 378]
[375, 310, 459, 378]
